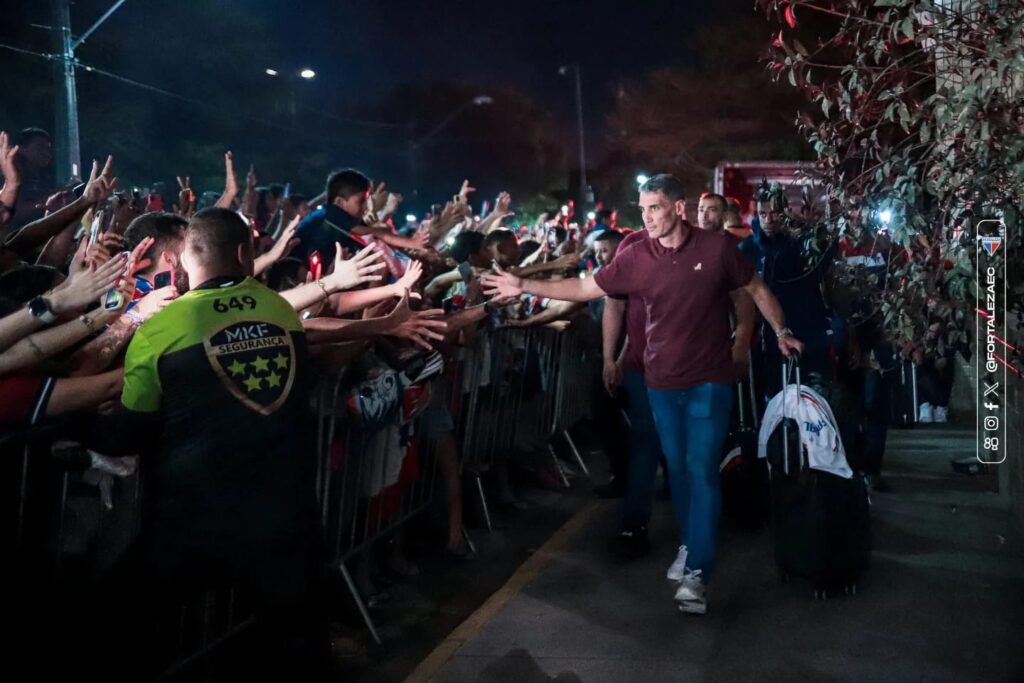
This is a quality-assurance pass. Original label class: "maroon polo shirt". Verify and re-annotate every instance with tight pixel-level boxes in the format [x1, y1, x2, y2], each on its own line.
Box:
[610, 229, 649, 374]
[595, 224, 754, 391]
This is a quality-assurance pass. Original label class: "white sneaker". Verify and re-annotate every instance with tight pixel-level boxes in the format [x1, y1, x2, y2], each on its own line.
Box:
[674, 569, 707, 615]
[933, 406, 948, 423]
[918, 402, 933, 423]
[666, 545, 688, 582]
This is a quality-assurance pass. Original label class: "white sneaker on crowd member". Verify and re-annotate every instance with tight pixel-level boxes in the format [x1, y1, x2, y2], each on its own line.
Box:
[667, 545, 689, 582]
[674, 569, 707, 615]
[918, 402, 933, 423]
[933, 406, 948, 423]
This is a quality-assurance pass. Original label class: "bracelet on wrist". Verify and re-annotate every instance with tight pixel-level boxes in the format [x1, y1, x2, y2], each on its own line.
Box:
[316, 279, 330, 302]
[123, 308, 145, 326]
[776, 327, 793, 338]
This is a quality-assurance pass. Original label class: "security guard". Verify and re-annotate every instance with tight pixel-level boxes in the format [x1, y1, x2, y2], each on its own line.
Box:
[88, 207, 331, 681]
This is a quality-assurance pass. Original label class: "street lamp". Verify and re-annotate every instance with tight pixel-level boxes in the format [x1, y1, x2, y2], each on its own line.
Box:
[265, 68, 316, 123]
[409, 95, 493, 207]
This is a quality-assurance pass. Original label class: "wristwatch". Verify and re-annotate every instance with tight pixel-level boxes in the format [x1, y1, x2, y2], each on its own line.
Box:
[27, 296, 56, 324]
[776, 327, 794, 338]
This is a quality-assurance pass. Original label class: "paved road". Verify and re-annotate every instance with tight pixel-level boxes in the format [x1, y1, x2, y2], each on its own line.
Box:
[414, 426, 1024, 683]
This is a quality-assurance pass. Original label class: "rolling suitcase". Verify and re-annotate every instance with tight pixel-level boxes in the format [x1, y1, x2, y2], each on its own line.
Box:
[720, 355, 770, 530]
[765, 357, 871, 599]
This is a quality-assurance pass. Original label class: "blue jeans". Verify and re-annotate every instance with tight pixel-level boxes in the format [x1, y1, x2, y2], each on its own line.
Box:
[621, 370, 666, 531]
[647, 383, 734, 579]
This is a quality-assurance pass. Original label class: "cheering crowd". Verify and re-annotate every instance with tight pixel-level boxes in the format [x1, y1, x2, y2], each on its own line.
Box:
[0, 126, 960, 678]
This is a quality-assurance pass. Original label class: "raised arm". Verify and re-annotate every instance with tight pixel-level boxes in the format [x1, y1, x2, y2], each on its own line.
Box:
[278, 242, 386, 311]
[4, 156, 117, 253]
[481, 265, 606, 303]
[214, 151, 239, 209]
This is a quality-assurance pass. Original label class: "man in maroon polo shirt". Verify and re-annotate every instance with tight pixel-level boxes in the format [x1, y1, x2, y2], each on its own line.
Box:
[484, 174, 802, 615]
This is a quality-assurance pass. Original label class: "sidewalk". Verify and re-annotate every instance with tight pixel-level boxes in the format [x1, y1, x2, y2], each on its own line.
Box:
[410, 426, 1024, 682]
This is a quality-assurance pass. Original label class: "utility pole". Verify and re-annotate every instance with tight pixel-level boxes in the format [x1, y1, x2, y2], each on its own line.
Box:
[50, 0, 127, 182]
[51, 0, 80, 181]
[560, 64, 589, 211]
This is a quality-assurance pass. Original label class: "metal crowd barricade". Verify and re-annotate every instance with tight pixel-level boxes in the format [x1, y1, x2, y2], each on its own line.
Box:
[314, 364, 443, 646]
[451, 324, 595, 530]
[2, 321, 598, 660]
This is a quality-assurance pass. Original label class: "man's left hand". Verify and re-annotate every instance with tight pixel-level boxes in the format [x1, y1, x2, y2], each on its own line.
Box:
[777, 334, 804, 358]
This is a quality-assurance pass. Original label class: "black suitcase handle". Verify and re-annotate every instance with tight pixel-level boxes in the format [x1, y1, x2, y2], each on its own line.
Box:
[780, 353, 803, 476]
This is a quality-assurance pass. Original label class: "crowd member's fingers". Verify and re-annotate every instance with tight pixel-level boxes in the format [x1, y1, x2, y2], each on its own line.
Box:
[55, 253, 129, 311]
[128, 236, 155, 276]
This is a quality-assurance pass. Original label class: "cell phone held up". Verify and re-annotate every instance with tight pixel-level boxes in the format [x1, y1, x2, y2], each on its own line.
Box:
[308, 251, 323, 281]
[153, 270, 174, 289]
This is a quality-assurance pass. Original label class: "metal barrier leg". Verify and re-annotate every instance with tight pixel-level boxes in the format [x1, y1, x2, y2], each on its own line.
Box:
[562, 429, 589, 477]
[339, 561, 383, 647]
[474, 474, 493, 533]
[548, 444, 570, 488]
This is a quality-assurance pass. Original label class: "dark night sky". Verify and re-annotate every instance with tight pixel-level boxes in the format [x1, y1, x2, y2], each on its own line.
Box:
[3, 0, 739, 123]
[0, 0, 759, 201]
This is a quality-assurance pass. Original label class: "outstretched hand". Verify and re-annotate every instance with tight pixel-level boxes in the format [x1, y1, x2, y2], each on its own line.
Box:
[386, 290, 448, 350]
[480, 265, 524, 299]
[325, 242, 387, 291]
[52, 252, 128, 313]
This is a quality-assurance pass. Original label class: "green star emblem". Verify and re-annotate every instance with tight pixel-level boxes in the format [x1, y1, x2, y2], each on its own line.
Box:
[266, 372, 282, 389]
[227, 359, 247, 377]
[243, 374, 263, 392]
[250, 355, 270, 373]
[271, 352, 289, 370]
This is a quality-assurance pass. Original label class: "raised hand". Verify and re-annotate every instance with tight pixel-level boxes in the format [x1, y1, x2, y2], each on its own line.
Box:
[369, 181, 389, 215]
[215, 151, 239, 209]
[386, 290, 447, 350]
[0, 131, 20, 187]
[83, 156, 119, 204]
[108, 193, 139, 235]
[325, 242, 386, 291]
[458, 179, 476, 201]
[494, 191, 512, 215]
[175, 176, 195, 217]
[51, 252, 128, 313]
[246, 164, 257, 190]
[481, 265, 524, 299]
[127, 235, 155, 277]
[381, 192, 403, 219]
[393, 258, 425, 294]
[265, 214, 301, 262]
